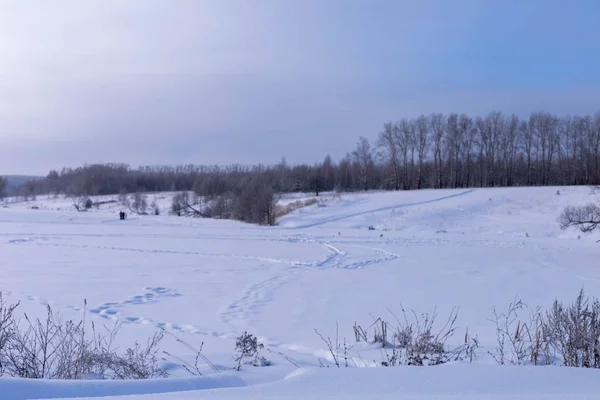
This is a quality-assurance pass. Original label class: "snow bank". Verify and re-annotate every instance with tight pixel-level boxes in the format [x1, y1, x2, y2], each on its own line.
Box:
[0, 373, 245, 400]
[14, 364, 600, 400]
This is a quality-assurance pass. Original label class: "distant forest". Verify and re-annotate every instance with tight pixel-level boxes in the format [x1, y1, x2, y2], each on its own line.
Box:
[5, 110, 598, 199]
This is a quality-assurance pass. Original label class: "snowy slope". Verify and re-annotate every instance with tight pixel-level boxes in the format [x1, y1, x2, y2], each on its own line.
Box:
[1, 186, 599, 399]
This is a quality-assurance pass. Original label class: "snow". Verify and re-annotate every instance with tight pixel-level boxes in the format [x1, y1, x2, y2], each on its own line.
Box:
[1, 186, 599, 399]
[0, 374, 244, 400]
[5, 365, 600, 400]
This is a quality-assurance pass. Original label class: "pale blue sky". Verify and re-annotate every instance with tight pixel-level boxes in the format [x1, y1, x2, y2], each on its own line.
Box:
[1, 0, 599, 175]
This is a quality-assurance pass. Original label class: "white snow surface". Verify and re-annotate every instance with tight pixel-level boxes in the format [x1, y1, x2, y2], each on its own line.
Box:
[1, 186, 599, 399]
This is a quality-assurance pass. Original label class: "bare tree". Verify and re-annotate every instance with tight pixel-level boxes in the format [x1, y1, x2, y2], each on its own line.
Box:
[532, 112, 559, 185]
[459, 115, 476, 187]
[171, 192, 208, 217]
[352, 137, 374, 191]
[559, 203, 600, 233]
[446, 114, 462, 188]
[0, 176, 7, 200]
[0, 176, 8, 200]
[377, 122, 401, 190]
[558, 116, 576, 185]
[476, 112, 503, 187]
[311, 165, 325, 197]
[321, 155, 336, 192]
[72, 196, 93, 212]
[129, 192, 148, 215]
[413, 115, 429, 189]
[430, 113, 447, 188]
[521, 117, 537, 186]
[590, 113, 600, 184]
[500, 114, 521, 187]
[397, 119, 415, 190]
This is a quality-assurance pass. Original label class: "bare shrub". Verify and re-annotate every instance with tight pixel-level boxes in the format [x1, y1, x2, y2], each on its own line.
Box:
[315, 324, 354, 368]
[107, 331, 167, 379]
[203, 176, 279, 225]
[1, 302, 167, 379]
[72, 196, 92, 212]
[171, 192, 207, 217]
[544, 289, 600, 368]
[381, 306, 473, 366]
[128, 192, 148, 215]
[3, 304, 93, 379]
[161, 328, 219, 375]
[315, 325, 341, 367]
[265, 348, 300, 368]
[118, 190, 128, 207]
[0, 293, 19, 375]
[328, 306, 474, 368]
[559, 203, 600, 233]
[234, 332, 269, 371]
[353, 322, 368, 343]
[488, 298, 548, 366]
[150, 197, 160, 215]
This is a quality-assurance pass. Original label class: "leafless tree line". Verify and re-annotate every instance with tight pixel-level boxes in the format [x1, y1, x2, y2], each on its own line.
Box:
[375, 111, 600, 190]
[12, 111, 600, 202]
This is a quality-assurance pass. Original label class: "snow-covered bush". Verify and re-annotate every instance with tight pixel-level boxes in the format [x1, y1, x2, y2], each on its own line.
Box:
[490, 290, 600, 368]
[544, 289, 600, 368]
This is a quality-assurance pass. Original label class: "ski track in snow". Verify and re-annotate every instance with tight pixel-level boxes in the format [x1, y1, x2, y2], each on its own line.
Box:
[282, 189, 474, 229]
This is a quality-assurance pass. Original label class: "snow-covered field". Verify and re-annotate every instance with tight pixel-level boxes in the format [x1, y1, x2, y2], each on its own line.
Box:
[1, 186, 599, 399]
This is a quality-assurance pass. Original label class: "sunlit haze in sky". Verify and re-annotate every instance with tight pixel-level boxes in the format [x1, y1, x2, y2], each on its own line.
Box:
[1, 0, 599, 175]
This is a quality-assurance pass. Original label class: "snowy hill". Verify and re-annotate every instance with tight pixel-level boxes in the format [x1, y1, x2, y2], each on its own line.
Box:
[1, 186, 599, 399]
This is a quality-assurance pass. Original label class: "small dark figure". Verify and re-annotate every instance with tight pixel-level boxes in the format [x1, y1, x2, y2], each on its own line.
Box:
[119, 211, 124, 220]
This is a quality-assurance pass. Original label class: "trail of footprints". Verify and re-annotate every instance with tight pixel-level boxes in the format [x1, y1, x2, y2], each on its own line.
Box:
[89, 287, 181, 318]
[8, 236, 402, 353]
